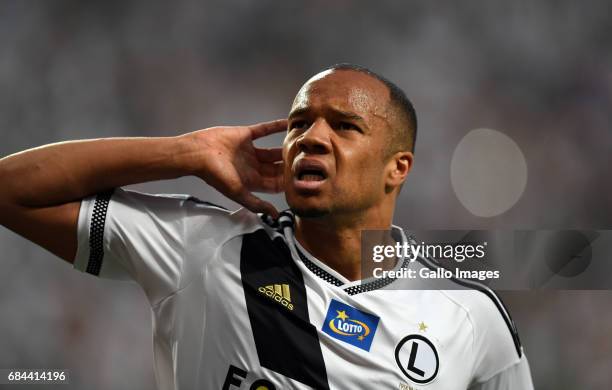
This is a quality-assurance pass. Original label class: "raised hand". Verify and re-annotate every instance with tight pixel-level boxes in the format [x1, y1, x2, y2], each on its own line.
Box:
[183, 119, 287, 218]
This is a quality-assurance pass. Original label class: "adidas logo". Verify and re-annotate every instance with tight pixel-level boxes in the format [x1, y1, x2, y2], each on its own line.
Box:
[257, 284, 294, 311]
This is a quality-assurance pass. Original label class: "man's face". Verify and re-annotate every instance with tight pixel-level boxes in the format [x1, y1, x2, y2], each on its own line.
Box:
[283, 69, 393, 218]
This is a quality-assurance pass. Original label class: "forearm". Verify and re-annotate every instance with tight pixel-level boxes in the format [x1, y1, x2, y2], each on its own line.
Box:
[0, 135, 199, 208]
[0, 119, 285, 262]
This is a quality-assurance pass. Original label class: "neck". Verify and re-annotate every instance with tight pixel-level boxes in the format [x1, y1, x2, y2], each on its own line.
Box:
[294, 205, 393, 281]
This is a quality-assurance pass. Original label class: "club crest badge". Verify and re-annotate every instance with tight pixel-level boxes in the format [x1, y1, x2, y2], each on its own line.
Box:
[395, 334, 439, 384]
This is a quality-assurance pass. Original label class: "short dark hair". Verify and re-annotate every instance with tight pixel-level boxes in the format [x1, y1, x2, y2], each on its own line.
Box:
[324, 63, 417, 155]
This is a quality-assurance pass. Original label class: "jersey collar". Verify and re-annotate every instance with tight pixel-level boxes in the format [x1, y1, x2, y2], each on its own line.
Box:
[273, 210, 411, 295]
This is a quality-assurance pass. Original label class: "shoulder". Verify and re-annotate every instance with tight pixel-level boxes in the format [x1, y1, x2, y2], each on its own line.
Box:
[410, 254, 524, 380]
[439, 288, 524, 382]
[441, 289, 522, 356]
[411, 254, 522, 360]
[102, 188, 280, 245]
[178, 194, 288, 246]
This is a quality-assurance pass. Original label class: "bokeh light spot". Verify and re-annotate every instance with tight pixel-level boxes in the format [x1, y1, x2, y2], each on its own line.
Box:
[451, 128, 527, 217]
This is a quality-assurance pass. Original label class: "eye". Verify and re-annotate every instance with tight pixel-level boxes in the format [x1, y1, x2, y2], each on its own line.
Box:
[290, 120, 309, 131]
[338, 122, 361, 132]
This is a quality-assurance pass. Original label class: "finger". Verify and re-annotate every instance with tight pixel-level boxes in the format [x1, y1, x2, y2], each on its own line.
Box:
[249, 119, 288, 140]
[238, 191, 280, 219]
[259, 161, 284, 178]
[255, 176, 284, 194]
[255, 147, 283, 163]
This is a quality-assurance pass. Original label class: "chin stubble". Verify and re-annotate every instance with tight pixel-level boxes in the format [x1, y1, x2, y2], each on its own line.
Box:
[289, 206, 331, 219]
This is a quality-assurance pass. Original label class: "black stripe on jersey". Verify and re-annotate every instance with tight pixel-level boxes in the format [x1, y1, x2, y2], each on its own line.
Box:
[240, 230, 330, 390]
[416, 255, 523, 358]
[86, 189, 114, 276]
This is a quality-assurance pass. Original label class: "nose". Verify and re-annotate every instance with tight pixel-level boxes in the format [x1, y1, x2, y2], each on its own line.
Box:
[296, 119, 332, 155]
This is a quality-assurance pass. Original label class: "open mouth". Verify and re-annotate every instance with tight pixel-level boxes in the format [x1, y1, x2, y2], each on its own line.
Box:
[297, 169, 327, 182]
[293, 159, 329, 190]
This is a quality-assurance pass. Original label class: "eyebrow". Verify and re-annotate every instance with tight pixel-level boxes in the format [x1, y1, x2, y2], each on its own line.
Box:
[288, 106, 365, 123]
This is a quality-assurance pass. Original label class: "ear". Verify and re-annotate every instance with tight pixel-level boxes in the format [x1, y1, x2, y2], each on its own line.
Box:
[384, 151, 413, 191]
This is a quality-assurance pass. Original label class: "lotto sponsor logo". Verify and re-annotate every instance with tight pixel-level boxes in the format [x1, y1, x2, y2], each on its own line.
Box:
[322, 299, 380, 352]
[329, 314, 370, 340]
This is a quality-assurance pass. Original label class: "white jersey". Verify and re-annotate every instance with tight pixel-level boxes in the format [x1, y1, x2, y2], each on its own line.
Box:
[74, 188, 533, 390]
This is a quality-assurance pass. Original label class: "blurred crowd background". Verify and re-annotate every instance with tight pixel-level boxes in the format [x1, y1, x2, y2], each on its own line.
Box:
[1, 1, 611, 389]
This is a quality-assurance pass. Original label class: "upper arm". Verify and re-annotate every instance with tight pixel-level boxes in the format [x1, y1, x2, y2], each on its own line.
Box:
[72, 188, 240, 305]
[0, 200, 81, 263]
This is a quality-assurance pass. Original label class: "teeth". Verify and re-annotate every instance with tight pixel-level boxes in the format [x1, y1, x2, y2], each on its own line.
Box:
[298, 169, 325, 181]
[301, 174, 324, 182]
[296, 167, 326, 182]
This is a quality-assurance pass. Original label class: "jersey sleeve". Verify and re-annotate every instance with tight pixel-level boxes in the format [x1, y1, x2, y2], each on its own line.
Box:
[466, 290, 534, 389]
[73, 187, 233, 306]
[468, 354, 533, 390]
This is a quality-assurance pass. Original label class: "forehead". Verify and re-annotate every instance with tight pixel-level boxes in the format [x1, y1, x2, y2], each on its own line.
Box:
[291, 70, 390, 119]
